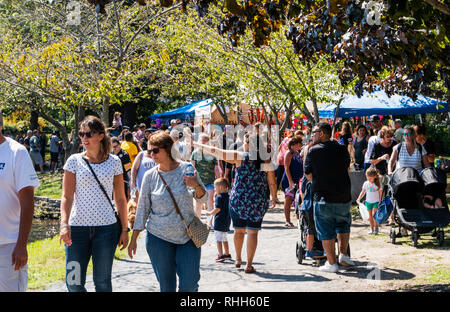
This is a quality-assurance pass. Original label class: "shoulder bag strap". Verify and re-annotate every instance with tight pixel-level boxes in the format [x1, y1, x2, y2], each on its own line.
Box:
[82, 156, 116, 213]
[156, 170, 189, 227]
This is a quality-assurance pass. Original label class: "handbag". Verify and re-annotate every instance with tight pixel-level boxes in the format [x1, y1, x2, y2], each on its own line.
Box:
[157, 170, 209, 248]
[374, 186, 394, 224]
[82, 157, 123, 239]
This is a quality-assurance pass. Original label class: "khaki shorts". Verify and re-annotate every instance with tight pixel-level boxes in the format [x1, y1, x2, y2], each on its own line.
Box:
[0, 244, 28, 292]
[29, 151, 43, 166]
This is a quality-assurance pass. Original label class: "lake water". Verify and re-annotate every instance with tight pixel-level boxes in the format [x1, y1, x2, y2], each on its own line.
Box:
[29, 218, 60, 243]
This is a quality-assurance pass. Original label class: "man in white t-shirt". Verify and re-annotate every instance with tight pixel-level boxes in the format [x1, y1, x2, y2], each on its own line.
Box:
[0, 119, 40, 292]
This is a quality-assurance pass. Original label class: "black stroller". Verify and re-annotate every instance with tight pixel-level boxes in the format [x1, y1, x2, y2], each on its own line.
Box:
[294, 189, 325, 265]
[388, 167, 449, 247]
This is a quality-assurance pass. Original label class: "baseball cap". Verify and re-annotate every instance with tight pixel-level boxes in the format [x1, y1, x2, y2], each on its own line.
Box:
[394, 119, 402, 124]
[139, 123, 146, 128]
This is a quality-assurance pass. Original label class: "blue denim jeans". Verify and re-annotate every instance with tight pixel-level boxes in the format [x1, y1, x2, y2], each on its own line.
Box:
[313, 198, 352, 241]
[145, 232, 201, 292]
[65, 223, 119, 292]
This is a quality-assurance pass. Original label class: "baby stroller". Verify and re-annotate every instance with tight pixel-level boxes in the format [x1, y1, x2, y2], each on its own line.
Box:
[294, 187, 325, 266]
[388, 167, 449, 247]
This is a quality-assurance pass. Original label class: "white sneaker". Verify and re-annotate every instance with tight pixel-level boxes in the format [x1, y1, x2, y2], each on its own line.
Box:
[319, 261, 339, 273]
[338, 254, 355, 267]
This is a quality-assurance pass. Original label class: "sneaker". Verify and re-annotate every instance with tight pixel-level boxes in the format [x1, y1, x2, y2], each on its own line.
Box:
[338, 254, 355, 267]
[306, 248, 324, 258]
[373, 228, 379, 235]
[215, 256, 225, 263]
[368, 230, 374, 235]
[319, 261, 339, 273]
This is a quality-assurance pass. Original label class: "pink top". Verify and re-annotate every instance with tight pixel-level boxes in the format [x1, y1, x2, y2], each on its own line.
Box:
[277, 137, 291, 166]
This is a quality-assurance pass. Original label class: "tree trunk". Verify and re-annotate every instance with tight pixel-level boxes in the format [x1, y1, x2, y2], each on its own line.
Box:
[30, 110, 39, 131]
[70, 106, 85, 157]
[123, 101, 137, 127]
[101, 96, 110, 126]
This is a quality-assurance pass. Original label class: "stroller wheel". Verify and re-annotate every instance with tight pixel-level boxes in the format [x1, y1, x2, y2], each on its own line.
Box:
[390, 228, 396, 244]
[296, 241, 305, 264]
[437, 230, 444, 247]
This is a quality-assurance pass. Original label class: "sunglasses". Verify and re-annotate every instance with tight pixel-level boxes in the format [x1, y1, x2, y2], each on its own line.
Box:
[112, 144, 120, 149]
[78, 131, 95, 138]
[403, 132, 411, 137]
[148, 147, 160, 154]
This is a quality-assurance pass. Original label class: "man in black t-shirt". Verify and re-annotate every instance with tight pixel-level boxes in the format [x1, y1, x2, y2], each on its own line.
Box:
[304, 122, 353, 273]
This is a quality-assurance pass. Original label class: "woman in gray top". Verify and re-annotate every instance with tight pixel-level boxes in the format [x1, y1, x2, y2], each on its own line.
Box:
[128, 131, 207, 292]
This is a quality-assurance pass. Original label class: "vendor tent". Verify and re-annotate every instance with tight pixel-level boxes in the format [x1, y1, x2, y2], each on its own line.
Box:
[318, 91, 448, 118]
[150, 99, 213, 122]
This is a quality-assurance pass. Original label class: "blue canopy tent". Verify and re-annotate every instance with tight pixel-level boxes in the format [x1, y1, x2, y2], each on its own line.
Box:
[150, 99, 213, 123]
[318, 91, 448, 119]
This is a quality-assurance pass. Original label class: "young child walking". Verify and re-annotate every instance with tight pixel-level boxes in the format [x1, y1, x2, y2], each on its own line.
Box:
[206, 178, 232, 262]
[356, 167, 382, 235]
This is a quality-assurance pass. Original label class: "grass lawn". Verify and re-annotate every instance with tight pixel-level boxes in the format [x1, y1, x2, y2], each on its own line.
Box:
[35, 172, 63, 199]
[27, 233, 131, 290]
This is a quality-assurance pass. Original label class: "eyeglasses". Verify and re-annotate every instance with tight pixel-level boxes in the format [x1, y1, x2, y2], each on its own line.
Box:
[78, 131, 94, 138]
[148, 147, 160, 154]
[403, 132, 411, 137]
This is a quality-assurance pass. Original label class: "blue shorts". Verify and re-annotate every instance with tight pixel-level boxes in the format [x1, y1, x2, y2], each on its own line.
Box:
[205, 184, 215, 191]
[230, 208, 263, 231]
[313, 198, 351, 241]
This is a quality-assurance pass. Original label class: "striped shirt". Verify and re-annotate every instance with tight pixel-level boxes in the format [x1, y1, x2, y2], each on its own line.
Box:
[396, 142, 427, 171]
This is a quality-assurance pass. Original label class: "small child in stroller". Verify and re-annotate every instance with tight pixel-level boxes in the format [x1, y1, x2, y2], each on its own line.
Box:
[423, 195, 445, 209]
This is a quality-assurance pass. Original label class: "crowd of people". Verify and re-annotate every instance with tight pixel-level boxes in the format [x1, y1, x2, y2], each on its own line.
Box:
[0, 110, 445, 292]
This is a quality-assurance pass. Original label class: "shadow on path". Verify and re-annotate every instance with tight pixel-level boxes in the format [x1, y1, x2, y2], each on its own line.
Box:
[254, 271, 332, 283]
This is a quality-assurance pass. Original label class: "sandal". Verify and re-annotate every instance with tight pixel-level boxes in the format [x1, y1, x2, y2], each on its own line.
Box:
[244, 266, 256, 274]
[284, 222, 295, 227]
[235, 260, 242, 268]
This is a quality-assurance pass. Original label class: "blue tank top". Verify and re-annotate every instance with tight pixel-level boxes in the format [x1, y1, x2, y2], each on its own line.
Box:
[281, 149, 304, 190]
[136, 152, 156, 191]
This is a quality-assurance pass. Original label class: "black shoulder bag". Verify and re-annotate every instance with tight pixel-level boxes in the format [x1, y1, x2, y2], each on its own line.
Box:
[82, 156, 123, 238]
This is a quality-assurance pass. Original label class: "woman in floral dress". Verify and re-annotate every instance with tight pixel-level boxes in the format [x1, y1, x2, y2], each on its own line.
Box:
[194, 133, 277, 274]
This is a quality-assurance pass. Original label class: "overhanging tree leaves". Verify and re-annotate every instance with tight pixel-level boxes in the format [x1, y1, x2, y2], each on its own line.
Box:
[108, 0, 448, 101]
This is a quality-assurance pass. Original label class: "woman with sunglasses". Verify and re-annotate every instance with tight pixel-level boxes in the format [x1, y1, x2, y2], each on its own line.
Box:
[59, 116, 129, 292]
[370, 126, 396, 177]
[193, 132, 277, 274]
[128, 131, 208, 292]
[388, 125, 430, 175]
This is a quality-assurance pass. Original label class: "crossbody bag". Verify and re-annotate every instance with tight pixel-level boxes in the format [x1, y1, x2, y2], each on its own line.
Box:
[157, 170, 209, 248]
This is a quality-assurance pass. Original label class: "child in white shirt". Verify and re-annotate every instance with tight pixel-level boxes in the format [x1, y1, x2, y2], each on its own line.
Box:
[356, 167, 382, 235]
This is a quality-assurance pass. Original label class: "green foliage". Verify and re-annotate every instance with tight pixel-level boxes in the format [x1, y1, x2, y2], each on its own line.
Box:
[426, 122, 450, 156]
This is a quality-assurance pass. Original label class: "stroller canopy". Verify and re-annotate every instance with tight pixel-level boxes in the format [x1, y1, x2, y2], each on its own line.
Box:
[390, 167, 423, 196]
[420, 167, 447, 195]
